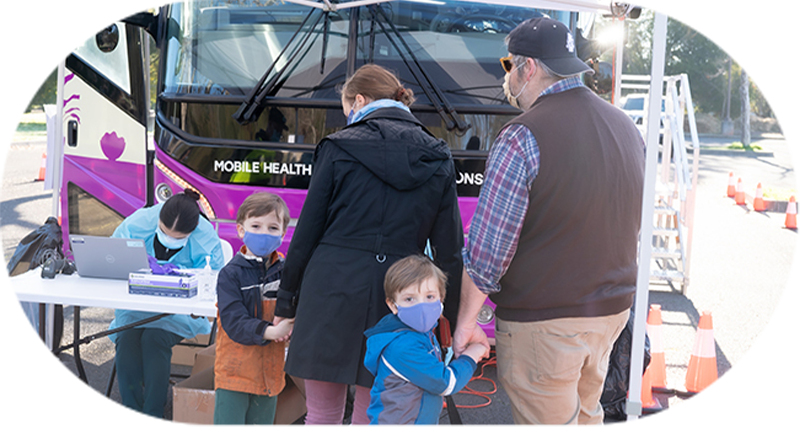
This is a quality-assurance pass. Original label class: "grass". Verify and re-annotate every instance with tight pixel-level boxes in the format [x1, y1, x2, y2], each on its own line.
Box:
[762, 187, 796, 202]
[726, 142, 763, 151]
[12, 112, 47, 142]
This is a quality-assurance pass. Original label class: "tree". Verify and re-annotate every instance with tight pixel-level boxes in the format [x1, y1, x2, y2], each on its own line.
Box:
[624, 0, 728, 112]
[752, 49, 800, 124]
[730, 0, 758, 147]
[14, 3, 59, 112]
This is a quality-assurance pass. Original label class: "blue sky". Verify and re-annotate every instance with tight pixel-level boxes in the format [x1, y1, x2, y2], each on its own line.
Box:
[0, 0, 800, 62]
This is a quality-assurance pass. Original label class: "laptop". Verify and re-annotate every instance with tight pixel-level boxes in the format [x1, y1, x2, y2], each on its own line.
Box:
[69, 235, 150, 280]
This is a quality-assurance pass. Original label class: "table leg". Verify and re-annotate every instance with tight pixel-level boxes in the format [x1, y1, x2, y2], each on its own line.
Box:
[73, 306, 88, 383]
[28, 304, 47, 420]
[22, 310, 169, 427]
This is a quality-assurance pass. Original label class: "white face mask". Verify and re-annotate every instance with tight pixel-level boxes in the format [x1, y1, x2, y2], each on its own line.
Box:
[502, 64, 530, 110]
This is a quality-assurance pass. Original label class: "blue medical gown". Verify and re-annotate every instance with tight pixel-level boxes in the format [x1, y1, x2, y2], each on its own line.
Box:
[107, 204, 224, 342]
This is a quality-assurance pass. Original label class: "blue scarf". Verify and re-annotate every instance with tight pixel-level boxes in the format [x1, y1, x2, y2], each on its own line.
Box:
[348, 99, 411, 125]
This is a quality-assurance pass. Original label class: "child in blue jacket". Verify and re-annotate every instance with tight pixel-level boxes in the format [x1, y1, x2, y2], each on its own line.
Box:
[364, 255, 487, 424]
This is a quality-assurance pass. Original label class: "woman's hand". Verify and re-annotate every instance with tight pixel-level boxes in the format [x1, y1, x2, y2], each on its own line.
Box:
[265, 317, 294, 342]
[271, 316, 294, 342]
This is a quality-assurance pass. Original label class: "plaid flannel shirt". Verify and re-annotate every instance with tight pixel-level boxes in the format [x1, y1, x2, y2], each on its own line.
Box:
[462, 76, 585, 294]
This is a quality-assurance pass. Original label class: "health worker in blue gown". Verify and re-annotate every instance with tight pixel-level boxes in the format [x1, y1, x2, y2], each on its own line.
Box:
[108, 189, 223, 418]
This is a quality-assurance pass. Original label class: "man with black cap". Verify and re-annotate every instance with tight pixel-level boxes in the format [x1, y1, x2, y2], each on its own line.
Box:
[453, 17, 645, 424]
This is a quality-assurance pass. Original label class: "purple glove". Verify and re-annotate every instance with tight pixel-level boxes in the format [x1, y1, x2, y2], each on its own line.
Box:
[148, 255, 181, 275]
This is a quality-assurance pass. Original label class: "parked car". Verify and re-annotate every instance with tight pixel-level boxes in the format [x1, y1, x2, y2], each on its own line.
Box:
[619, 93, 665, 143]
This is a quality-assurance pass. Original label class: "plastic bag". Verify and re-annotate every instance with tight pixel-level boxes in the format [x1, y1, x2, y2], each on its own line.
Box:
[601, 310, 651, 422]
[6, 216, 65, 277]
[0, 301, 39, 414]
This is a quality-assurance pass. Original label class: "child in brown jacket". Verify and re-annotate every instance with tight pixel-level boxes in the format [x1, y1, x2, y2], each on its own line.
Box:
[214, 192, 294, 424]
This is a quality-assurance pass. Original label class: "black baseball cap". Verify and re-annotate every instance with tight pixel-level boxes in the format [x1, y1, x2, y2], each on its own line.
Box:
[507, 17, 593, 76]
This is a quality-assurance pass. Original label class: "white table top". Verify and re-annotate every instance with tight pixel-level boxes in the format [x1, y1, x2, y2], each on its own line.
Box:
[11, 269, 217, 318]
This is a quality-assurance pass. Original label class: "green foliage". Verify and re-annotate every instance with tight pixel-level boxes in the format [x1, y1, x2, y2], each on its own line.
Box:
[14, 3, 59, 112]
[727, 142, 763, 151]
[750, 49, 800, 124]
[150, 37, 159, 108]
[0, 49, 8, 109]
[623, 0, 741, 114]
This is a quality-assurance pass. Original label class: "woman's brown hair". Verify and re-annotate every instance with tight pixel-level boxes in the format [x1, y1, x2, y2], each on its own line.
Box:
[340, 64, 415, 107]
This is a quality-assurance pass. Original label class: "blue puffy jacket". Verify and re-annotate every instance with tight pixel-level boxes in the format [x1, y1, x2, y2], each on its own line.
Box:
[364, 313, 477, 424]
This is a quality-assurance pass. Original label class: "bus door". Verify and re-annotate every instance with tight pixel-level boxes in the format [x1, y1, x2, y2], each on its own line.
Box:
[60, 22, 151, 243]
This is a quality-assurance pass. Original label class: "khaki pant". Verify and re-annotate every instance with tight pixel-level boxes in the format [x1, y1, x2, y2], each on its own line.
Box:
[495, 310, 629, 424]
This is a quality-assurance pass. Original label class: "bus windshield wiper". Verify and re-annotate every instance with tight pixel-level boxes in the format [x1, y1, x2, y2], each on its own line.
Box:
[233, 8, 326, 125]
[370, 5, 471, 136]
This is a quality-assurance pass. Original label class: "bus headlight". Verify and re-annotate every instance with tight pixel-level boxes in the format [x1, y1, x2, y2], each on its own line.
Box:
[155, 183, 173, 203]
[476, 304, 494, 325]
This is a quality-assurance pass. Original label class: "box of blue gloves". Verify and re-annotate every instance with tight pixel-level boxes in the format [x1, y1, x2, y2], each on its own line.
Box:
[128, 270, 199, 298]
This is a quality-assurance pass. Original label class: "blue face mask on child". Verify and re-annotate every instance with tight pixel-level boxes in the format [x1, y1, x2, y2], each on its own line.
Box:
[396, 301, 443, 333]
[243, 232, 282, 258]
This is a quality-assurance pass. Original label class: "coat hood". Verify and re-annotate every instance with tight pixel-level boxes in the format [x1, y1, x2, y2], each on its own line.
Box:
[326, 108, 452, 191]
[363, 313, 415, 376]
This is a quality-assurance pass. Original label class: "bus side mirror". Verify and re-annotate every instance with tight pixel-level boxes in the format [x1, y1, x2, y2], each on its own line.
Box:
[94, 20, 119, 53]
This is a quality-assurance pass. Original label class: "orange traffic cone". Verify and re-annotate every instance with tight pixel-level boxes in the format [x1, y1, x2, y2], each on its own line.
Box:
[11, 411, 31, 427]
[786, 196, 797, 230]
[35, 152, 46, 181]
[753, 183, 766, 212]
[726, 172, 736, 198]
[734, 178, 746, 205]
[641, 366, 662, 412]
[685, 311, 718, 394]
[646, 304, 668, 391]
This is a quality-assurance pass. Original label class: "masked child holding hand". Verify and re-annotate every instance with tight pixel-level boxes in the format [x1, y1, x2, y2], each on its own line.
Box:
[213, 192, 294, 424]
[364, 255, 488, 424]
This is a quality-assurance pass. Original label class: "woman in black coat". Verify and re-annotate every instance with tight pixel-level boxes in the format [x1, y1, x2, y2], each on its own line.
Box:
[274, 64, 463, 424]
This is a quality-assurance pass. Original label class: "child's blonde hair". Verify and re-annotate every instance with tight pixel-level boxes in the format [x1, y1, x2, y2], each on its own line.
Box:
[384, 255, 447, 302]
[236, 192, 290, 232]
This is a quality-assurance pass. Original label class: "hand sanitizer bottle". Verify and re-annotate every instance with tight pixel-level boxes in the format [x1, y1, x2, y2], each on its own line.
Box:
[199, 255, 215, 301]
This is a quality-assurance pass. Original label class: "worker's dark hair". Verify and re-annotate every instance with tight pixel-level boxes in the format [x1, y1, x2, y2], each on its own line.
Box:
[160, 189, 201, 234]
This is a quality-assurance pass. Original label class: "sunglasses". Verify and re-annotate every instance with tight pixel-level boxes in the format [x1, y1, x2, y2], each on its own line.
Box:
[500, 55, 514, 73]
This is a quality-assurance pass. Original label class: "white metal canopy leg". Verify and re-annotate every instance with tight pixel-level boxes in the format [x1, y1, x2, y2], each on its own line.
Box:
[627, 11, 668, 421]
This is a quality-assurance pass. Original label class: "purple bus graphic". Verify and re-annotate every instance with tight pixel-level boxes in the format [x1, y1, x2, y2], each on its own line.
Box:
[59, 1, 612, 343]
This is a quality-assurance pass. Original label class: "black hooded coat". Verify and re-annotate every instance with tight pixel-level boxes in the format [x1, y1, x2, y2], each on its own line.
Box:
[276, 107, 464, 387]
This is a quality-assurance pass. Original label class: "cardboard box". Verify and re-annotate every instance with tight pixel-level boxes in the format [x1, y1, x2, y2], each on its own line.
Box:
[129, 270, 198, 298]
[191, 343, 216, 376]
[172, 318, 215, 366]
[172, 368, 307, 424]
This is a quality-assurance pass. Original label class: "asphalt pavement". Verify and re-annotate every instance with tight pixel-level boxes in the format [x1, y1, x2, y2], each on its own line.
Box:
[1, 132, 797, 424]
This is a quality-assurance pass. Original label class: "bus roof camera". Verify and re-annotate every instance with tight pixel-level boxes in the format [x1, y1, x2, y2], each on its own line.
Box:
[95, 20, 119, 53]
[628, 7, 642, 19]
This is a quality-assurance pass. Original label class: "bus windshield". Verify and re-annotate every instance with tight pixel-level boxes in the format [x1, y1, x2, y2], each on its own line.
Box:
[164, 0, 560, 101]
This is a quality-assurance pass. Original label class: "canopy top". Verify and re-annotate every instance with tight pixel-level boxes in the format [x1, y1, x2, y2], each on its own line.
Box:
[283, 0, 637, 16]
